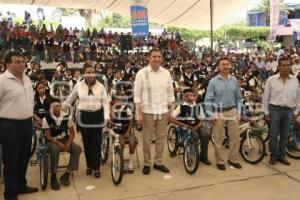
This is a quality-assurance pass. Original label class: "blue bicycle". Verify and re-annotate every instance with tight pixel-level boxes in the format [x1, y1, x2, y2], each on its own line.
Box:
[286, 125, 300, 159]
[167, 125, 200, 174]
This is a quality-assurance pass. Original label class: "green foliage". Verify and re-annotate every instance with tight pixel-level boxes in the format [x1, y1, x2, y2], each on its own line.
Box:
[97, 13, 131, 28]
[167, 26, 270, 41]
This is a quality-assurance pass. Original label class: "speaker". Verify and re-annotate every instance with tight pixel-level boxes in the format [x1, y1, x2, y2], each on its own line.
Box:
[120, 35, 133, 51]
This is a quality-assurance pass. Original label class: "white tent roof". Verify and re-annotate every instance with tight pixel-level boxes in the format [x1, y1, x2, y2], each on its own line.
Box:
[0, 0, 251, 30]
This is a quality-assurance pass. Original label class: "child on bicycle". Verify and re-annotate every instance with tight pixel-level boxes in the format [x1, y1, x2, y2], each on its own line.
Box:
[42, 99, 82, 191]
[171, 89, 211, 165]
[111, 96, 138, 174]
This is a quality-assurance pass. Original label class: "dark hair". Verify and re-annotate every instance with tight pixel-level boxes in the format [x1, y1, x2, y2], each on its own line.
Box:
[35, 82, 46, 95]
[4, 51, 23, 65]
[148, 48, 161, 57]
[216, 57, 230, 67]
[278, 57, 290, 67]
[183, 88, 193, 94]
[83, 63, 93, 72]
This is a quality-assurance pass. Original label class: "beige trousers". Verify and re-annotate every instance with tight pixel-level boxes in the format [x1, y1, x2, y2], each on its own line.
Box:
[212, 108, 240, 164]
[142, 113, 168, 166]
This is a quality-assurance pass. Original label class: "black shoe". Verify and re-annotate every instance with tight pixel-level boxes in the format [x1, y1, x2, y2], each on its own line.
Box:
[94, 170, 101, 178]
[51, 177, 61, 191]
[199, 157, 211, 165]
[86, 168, 92, 175]
[60, 173, 71, 186]
[228, 160, 242, 169]
[18, 186, 39, 194]
[153, 164, 170, 173]
[143, 166, 150, 175]
[217, 164, 226, 170]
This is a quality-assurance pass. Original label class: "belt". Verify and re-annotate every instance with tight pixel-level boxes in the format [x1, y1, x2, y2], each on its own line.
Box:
[216, 106, 236, 112]
[80, 109, 103, 113]
[0, 117, 32, 123]
[269, 104, 293, 110]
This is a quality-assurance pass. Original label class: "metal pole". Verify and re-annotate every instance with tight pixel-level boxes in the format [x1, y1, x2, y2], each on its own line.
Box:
[210, 0, 214, 59]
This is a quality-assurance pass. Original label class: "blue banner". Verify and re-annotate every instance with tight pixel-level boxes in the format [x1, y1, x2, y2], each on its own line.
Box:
[130, 5, 149, 37]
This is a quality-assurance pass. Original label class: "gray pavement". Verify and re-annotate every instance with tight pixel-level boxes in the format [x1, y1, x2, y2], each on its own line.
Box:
[1, 131, 300, 200]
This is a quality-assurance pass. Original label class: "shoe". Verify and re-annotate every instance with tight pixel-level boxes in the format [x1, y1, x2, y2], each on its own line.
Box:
[86, 168, 92, 175]
[18, 186, 39, 194]
[199, 157, 211, 165]
[128, 169, 134, 174]
[94, 170, 101, 178]
[143, 166, 150, 175]
[216, 164, 226, 170]
[51, 177, 61, 191]
[153, 164, 170, 173]
[278, 157, 290, 166]
[228, 160, 242, 169]
[60, 173, 71, 186]
[269, 156, 277, 165]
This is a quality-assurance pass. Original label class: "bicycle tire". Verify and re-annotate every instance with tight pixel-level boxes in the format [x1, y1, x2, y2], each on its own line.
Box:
[111, 146, 124, 185]
[286, 134, 300, 159]
[30, 130, 38, 158]
[183, 141, 200, 175]
[240, 133, 265, 164]
[100, 131, 110, 165]
[167, 125, 177, 155]
[39, 154, 49, 190]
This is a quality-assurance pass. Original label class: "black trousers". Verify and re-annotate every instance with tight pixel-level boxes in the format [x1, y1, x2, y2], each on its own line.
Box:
[0, 118, 33, 200]
[78, 109, 104, 170]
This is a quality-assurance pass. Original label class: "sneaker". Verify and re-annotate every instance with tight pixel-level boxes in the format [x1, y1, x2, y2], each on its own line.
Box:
[60, 173, 71, 186]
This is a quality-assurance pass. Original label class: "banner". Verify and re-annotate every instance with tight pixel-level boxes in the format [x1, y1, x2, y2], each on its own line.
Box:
[130, 0, 149, 37]
[269, 0, 280, 44]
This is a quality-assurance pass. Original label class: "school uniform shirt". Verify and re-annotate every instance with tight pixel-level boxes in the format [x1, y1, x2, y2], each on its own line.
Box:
[0, 70, 34, 119]
[64, 79, 110, 120]
[42, 112, 74, 139]
[172, 101, 205, 123]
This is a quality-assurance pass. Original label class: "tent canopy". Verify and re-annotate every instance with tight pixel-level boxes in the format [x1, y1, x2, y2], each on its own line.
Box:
[0, 0, 251, 30]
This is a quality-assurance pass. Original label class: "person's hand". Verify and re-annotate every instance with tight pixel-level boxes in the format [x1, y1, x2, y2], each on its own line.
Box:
[292, 114, 298, 124]
[56, 142, 67, 152]
[66, 143, 72, 153]
[136, 112, 144, 126]
[264, 115, 271, 123]
[209, 116, 217, 127]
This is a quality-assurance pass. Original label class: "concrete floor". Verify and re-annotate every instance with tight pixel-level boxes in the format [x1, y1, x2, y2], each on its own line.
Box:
[1, 132, 300, 200]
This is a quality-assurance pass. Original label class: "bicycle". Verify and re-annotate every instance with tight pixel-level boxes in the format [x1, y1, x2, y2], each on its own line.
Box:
[102, 123, 124, 185]
[285, 124, 300, 159]
[32, 125, 49, 190]
[167, 125, 200, 175]
[211, 122, 266, 165]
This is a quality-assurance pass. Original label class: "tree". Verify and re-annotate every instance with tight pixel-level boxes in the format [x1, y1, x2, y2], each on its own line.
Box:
[253, 0, 293, 26]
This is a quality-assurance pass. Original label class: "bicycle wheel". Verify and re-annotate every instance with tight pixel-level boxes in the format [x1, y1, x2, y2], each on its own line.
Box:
[100, 131, 110, 165]
[30, 130, 38, 158]
[39, 154, 49, 190]
[286, 133, 300, 159]
[167, 125, 177, 155]
[183, 141, 200, 175]
[240, 133, 265, 164]
[111, 146, 124, 185]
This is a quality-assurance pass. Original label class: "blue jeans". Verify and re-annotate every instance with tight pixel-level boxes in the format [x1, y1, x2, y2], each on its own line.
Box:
[269, 105, 293, 159]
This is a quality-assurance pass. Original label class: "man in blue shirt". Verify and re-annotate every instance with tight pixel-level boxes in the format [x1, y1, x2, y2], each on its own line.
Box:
[204, 57, 242, 171]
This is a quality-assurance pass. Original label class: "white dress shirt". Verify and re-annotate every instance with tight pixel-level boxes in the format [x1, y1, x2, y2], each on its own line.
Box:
[63, 79, 110, 120]
[262, 74, 300, 115]
[0, 70, 34, 119]
[134, 66, 175, 114]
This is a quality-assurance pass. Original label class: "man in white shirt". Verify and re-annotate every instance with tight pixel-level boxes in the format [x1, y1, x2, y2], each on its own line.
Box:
[262, 57, 300, 166]
[134, 49, 175, 175]
[265, 56, 278, 76]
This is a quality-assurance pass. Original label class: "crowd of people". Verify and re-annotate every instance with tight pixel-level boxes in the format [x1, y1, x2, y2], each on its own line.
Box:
[1, 19, 300, 200]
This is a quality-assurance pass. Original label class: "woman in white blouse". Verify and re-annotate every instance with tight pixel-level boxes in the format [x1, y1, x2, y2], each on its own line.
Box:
[64, 63, 110, 178]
